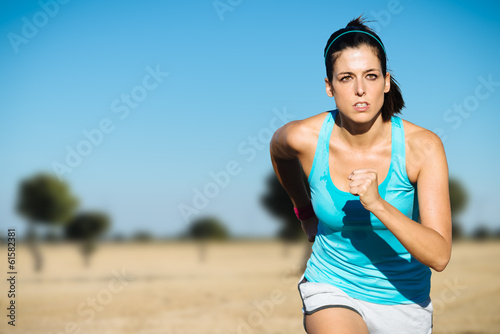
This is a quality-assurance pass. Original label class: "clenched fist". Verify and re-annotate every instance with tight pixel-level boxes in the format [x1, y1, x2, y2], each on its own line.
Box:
[348, 169, 383, 211]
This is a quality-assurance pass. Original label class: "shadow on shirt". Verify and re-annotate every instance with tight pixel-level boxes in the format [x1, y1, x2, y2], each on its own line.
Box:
[340, 200, 430, 304]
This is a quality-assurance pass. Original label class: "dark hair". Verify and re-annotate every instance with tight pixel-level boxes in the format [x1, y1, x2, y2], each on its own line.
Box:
[324, 15, 404, 121]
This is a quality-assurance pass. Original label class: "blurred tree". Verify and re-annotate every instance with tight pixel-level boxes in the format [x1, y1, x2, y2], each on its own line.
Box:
[494, 228, 500, 239]
[261, 173, 308, 242]
[132, 231, 154, 242]
[43, 229, 61, 243]
[261, 171, 312, 271]
[16, 173, 78, 271]
[471, 225, 491, 240]
[65, 211, 110, 267]
[111, 233, 126, 243]
[449, 177, 469, 240]
[187, 216, 229, 262]
[188, 216, 229, 240]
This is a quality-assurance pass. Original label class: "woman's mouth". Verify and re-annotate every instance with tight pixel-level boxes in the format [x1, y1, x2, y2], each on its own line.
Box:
[353, 102, 370, 111]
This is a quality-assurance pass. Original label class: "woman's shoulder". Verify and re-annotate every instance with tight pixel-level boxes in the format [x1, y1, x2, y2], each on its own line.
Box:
[270, 111, 332, 159]
[401, 118, 444, 149]
[401, 118, 446, 178]
[272, 111, 331, 153]
[289, 110, 331, 131]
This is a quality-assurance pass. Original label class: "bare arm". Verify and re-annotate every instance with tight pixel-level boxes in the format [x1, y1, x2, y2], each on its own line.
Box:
[269, 121, 311, 208]
[270, 121, 319, 242]
[348, 131, 452, 271]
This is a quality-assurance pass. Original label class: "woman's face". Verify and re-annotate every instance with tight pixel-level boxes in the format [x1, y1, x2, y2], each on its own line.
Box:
[325, 44, 390, 123]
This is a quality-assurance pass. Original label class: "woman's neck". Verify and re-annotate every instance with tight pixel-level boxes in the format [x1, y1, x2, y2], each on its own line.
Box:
[334, 111, 390, 150]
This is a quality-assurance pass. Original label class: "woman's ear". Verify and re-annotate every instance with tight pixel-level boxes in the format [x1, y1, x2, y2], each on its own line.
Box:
[325, 78, 334, 97]
[384, 72, 391, 93]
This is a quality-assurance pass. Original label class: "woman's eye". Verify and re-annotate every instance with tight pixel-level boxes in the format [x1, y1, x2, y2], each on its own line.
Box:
[340, 76, 351, 82]
[367, 74, 378, 80]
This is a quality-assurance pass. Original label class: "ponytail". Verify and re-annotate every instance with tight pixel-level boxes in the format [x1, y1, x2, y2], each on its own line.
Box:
[382, 76, 404, 121]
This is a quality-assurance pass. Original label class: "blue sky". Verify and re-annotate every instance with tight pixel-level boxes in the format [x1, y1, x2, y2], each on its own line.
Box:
[1, 0, 499, 238]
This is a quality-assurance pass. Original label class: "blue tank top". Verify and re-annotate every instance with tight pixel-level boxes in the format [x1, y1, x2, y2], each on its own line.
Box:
[304, 110, 431, 305]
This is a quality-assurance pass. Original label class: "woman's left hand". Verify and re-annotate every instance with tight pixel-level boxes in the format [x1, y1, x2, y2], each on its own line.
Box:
[348, 169, 382, 212]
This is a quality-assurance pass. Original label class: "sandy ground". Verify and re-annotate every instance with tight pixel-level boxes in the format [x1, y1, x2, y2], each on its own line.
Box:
[1, 240, 499, 334]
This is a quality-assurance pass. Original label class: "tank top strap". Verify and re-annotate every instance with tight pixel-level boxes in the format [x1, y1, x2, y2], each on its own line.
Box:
[307, 110, 337, 184]
[389, 115, 411, 186]
[391, 116, 404, 157]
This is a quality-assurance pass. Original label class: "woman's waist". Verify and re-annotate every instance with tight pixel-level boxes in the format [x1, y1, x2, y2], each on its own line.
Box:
[312, 230, 416, 269]
[307, 239, 431, 295]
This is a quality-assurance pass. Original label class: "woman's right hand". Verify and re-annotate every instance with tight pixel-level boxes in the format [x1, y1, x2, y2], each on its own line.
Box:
[301, 215, 318, 242]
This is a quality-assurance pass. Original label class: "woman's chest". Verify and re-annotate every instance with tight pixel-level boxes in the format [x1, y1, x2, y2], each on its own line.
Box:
[328, 144, 392, 192]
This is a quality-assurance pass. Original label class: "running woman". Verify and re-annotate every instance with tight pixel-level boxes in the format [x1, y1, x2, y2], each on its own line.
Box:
[269, 16, 451, 334]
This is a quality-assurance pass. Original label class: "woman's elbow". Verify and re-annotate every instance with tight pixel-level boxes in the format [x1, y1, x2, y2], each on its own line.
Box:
[431, 261, 448, 272]
[430, 252, 451, 272]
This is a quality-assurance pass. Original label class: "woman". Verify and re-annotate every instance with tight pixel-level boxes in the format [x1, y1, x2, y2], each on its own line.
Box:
[269, 16, 451, 334]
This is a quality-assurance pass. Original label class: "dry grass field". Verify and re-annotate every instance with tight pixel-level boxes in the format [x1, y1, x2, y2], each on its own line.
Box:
[1, 240, 499, 334]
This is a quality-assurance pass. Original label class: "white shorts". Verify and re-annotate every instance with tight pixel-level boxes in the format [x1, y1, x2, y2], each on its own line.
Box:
[298, 275, 433, 333]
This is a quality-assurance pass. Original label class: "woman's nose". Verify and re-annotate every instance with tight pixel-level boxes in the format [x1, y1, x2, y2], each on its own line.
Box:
[355, 79, 366, 97]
